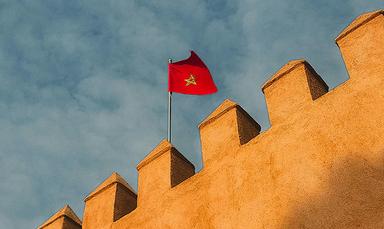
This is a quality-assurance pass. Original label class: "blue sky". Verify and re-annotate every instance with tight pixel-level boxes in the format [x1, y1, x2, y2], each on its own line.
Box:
[0, 0, 383, 227]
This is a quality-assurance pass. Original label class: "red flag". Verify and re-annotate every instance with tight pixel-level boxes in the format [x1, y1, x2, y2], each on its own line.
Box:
[168, 51, 217, 95]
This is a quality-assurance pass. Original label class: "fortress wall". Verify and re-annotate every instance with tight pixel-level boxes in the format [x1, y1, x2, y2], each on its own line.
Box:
[112, 9, 384, 229]
[113, 70, 384, 228]
[39, 9, 384, 229]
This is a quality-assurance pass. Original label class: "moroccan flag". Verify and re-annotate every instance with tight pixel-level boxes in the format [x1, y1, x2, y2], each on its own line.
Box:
[168, 51, 217, 95]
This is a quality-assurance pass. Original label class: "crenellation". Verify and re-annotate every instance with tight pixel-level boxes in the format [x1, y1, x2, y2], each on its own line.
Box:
[336, 10, 384, 79]
[82, 172, 137, 228]
[38, 9, 384, 229]
[199, 99, 261, 167]
[262, 59, 329, 126]
[38, 205, 81, 229]
[137, 140, 195, 206]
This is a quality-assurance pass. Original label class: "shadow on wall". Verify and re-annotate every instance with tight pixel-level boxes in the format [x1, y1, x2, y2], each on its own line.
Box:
[281, 154, 384, 228]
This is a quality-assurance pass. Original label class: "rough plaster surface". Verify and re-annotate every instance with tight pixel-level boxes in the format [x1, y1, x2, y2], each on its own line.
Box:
[39, 9, 384, 229]
[39, 205, 81, 229]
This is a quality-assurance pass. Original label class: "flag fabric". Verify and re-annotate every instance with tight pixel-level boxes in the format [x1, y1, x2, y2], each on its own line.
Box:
[168, 51, 217, 95]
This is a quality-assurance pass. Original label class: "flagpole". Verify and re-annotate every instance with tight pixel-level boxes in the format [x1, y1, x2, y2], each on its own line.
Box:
[168, 58, 172, 143]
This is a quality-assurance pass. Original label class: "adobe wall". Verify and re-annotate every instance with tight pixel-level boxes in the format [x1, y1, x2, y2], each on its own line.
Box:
[39, 9, 384, 229]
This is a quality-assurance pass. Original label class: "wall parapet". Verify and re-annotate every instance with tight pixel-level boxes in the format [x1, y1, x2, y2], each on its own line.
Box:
[38, 9, 384, 229]
[137, 140, 195, 206]
[84, 172, 137, 202]
[262, 59, 328, 125]
[198, 99, 256, 129]
[38, 205, 81, 229]
[199, 99, 261, 167]
[136, 140, 194, 171]
[336, 9, 383, 79]
[261, 59, 328, 93]
[82, 172, 137, 228]
[336, 9, 383, 43]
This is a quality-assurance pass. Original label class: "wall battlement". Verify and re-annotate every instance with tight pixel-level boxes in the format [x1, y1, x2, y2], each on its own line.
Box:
[39, 9, 384, 229]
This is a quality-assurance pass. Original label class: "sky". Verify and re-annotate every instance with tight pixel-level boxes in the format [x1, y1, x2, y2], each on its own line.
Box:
[0, 0, 383, 228]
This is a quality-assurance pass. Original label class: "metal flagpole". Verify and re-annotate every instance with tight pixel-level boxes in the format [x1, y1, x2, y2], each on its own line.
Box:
[168, 58, 172, 143]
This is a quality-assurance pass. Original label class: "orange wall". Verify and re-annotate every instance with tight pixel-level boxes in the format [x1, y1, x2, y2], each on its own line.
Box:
[39, 10, 384, 229]
[112, 10, 384, 229]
